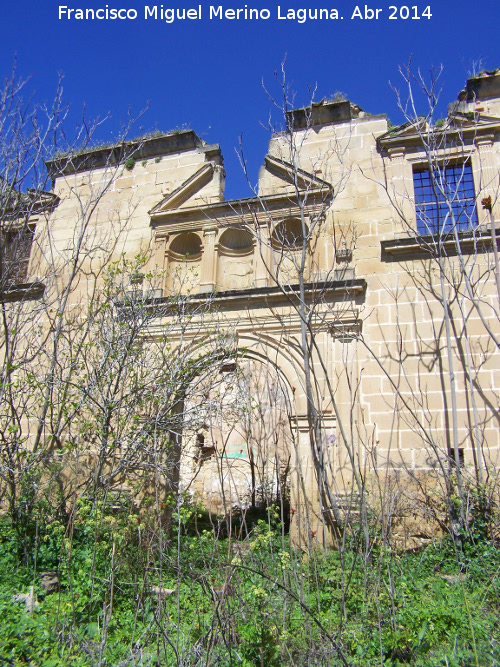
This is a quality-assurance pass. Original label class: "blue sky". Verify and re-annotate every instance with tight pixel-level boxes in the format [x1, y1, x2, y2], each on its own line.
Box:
[2, 0, 499, 198]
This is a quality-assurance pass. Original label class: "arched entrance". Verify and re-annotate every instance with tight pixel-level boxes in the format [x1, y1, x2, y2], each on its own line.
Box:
[179, 352, 295, 526]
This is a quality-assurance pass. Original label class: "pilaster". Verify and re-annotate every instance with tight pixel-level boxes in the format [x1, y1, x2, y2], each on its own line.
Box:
[152, 231, 168, 295]
[254, 222, 271, 288]
[474, 134, 500, 222]
[199, 227, 217, 293]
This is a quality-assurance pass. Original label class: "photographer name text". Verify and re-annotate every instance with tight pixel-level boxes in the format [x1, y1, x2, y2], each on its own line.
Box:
[58, 4, 433, 23]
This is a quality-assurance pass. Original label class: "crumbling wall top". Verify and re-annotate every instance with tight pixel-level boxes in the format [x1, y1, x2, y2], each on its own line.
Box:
[286, 99, 363, 130]
[45, 130, 219, 179]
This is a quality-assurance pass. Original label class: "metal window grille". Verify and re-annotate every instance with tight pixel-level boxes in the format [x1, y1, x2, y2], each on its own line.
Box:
[0, 225, 35, 285]
[413, 165, 478, 234]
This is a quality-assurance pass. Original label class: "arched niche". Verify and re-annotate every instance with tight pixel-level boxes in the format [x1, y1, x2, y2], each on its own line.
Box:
[169, 232, 202, 258]
[166, 232, 202, 294]
[217, 227, 254, 291]
[271, 218, 307, 250]
[271, 219, 309, 283]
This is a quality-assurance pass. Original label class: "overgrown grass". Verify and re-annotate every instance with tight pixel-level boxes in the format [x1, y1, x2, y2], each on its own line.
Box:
[0, 499, 498, 666]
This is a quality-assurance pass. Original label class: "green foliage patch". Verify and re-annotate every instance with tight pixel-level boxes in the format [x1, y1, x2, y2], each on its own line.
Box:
[0, 504, 498, 666]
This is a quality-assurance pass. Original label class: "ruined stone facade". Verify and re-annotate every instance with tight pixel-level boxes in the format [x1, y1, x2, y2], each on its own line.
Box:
[18, 70, 500, 541]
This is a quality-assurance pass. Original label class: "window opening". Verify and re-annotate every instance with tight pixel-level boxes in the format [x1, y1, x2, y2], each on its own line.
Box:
[448, 447, 465, 468]
[0, 224, 35, 284]
[413, 164, 477, 235]
[220, 362, 237, 373]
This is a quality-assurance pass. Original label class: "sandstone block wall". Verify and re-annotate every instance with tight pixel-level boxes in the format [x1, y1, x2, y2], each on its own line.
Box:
[22, 71, 500, 541]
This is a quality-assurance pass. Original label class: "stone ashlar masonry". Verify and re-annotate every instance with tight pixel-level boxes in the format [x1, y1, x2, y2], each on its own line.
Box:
[25, 69, 500, 540]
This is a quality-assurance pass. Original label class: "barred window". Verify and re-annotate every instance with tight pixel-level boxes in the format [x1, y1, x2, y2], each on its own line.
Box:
[0, 224, 35, 285]
[413, 165, 478, 235]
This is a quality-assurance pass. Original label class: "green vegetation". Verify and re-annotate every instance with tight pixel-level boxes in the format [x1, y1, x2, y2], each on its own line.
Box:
[124, 157, 136, 171]
[2, 61, 500, 667]
[326, 90, 348, 103]
[0, 499, 498, 666]
[50, 127, 192, 163]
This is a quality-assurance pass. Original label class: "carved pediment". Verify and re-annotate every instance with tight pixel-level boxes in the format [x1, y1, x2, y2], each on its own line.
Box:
[377, 117, 427, 145]
[149, 162, 216, 215]
[449, 112, 500, 128]
[262, 155, 333, 192]
[378, 113, 500, 152]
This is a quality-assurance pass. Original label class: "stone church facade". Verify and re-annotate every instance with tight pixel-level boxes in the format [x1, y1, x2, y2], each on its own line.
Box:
[14, 69, 500, 540]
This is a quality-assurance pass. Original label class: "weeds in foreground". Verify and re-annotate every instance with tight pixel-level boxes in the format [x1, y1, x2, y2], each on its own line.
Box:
[0, 497, 498, 666]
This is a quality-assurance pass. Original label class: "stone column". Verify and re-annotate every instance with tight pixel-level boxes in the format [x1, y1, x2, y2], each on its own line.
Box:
[254, 221, 271, 288]
[387, 147, 414, 232]
[289, 414, 337, 548]
[304, 214, 315, 282]
[289, 415, 314, 548]
[199, 227, 217, 293]
[152, 231, 168, 296]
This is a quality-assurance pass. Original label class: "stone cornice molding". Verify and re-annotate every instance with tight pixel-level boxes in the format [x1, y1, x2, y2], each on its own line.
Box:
[135, 278, 366, 314]
[378, 116, 500, 154]
[46, 130, 217, 178]
[150, 189, 331, 233]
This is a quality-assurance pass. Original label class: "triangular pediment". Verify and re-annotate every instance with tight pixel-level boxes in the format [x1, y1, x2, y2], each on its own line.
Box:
[149, 162, 215, 215]
[449, 112, 500, 128]
[263, 155, 333, 191]
[378, 117, 427, 142]
[379, 113, 500, 151]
